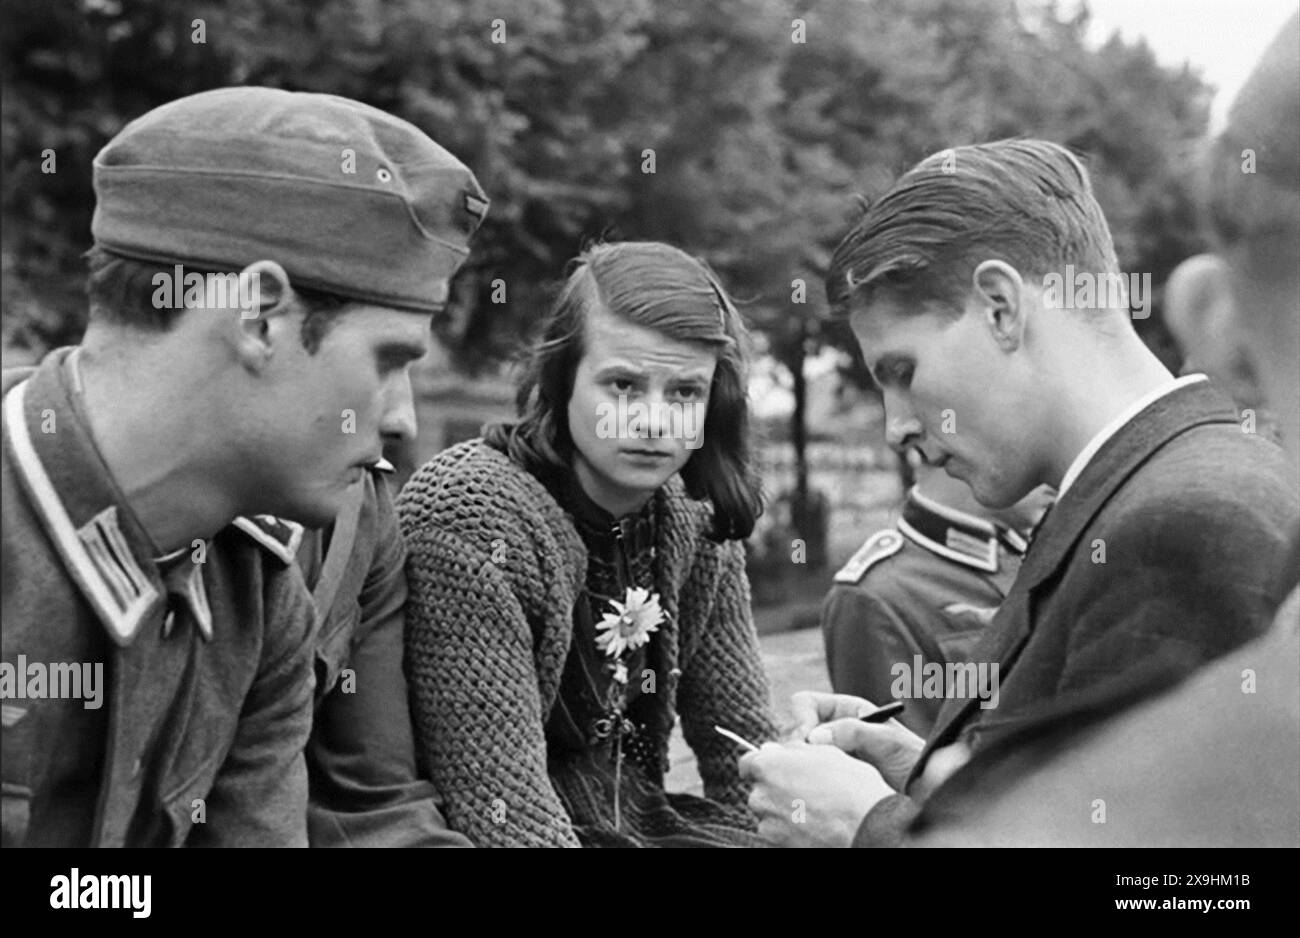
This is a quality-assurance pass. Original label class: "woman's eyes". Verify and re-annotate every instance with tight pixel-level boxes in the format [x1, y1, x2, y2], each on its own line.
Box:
[606, 379, 706, 399]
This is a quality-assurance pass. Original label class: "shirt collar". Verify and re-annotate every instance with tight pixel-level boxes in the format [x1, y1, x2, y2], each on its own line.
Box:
[155, 549, 214, 639]
[1058, 374, 1208, 498]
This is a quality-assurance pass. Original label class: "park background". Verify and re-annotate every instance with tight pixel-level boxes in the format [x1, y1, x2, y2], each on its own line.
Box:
[3, 2, 1289, 780]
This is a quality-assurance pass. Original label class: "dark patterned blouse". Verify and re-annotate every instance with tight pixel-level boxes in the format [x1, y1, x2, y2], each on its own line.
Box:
[541, 468, 767, 847]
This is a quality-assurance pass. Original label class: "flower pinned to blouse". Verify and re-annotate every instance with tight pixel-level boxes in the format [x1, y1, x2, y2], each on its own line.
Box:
[596, 587, 665, 659]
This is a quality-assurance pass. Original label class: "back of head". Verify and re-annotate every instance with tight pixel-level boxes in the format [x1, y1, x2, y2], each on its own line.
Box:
[826, 139, 1119, 317]
[1198, 12, 1300, 464]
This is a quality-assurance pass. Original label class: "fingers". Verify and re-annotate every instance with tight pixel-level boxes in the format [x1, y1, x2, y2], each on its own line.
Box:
[737, 741, 782, 781]
[743, 742, 897, 848]
[805, 717, 925, 790]
[788, 691, 828, 735]
[789, 690, 875, 737]
[806, 717, 891, 760]
[744, 743, 815, 846]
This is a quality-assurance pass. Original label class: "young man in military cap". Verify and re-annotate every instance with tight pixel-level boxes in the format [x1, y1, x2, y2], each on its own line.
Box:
[823, 461, 1050, 737]
[739, 136, 1298, 847]
[1, 87, 486, 846]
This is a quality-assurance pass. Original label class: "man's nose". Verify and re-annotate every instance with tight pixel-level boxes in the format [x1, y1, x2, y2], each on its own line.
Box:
[379, 372, 418, 443]
[644, 388, 668, 438]
[883, 392, 923, 452]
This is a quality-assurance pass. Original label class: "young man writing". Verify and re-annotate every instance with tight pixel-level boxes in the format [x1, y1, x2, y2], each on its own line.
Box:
[910, 12, 1300, 847]
[740, 136, 1298, 847]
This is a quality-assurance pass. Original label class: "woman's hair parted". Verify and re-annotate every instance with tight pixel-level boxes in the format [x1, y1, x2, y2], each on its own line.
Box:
[484, 241, 763, 541]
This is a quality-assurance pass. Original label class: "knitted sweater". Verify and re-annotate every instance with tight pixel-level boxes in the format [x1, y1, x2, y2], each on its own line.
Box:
[397, 439, 778, 847]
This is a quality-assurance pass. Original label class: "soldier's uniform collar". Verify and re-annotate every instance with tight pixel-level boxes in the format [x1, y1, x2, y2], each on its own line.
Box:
[2, 347, 299, 646]
[898, 486, 1027, 574]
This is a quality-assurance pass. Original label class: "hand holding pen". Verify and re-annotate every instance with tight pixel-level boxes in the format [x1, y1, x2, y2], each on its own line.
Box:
[714, 701, 905, 753]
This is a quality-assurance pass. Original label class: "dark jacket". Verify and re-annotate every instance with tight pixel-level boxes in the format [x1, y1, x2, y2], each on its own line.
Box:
[905, 531, 1300, 846]
[1, 351, 315, 846]
[298, 469, 470, 847]
[855, 380, 1299, 846]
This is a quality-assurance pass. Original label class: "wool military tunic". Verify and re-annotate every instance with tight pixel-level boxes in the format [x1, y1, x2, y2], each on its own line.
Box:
[822, 487, 1028, 737]
[1, 349, 317, 847]
[296, 466, 470, 847]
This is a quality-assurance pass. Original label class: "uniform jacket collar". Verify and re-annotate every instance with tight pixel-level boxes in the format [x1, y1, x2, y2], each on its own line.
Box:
[898, 486, 1027, 574]
[2, 348, 297, 646]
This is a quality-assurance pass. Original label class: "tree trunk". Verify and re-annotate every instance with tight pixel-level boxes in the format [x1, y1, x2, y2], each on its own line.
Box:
[790, 320, 809, 505]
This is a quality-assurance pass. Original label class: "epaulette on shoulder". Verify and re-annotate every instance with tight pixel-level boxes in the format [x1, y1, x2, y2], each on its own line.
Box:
[232, 514, 305, 565]
[833, 528, 905, 584]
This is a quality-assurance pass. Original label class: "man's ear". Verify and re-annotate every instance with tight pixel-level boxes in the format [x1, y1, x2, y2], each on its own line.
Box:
[1165, 253, 1236, 365]
[233, 260, 295, 371]
[972, 259, 1027, 352]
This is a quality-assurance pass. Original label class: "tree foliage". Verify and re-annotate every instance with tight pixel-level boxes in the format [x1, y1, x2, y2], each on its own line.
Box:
[3, 0, 1211, 373]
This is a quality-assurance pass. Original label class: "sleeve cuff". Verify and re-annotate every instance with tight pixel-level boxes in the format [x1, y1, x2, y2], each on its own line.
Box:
[852, 793, 920, 848]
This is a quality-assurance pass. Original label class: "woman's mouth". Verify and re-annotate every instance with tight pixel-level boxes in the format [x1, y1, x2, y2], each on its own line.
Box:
[620, 448, 673, 462]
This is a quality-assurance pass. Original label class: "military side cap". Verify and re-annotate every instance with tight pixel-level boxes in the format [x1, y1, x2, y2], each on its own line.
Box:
[833, 529, 904, 584]
[92, 86, 489, 313]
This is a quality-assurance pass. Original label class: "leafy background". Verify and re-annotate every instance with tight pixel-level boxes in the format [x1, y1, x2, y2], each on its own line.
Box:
[1, 0, 1214, 585]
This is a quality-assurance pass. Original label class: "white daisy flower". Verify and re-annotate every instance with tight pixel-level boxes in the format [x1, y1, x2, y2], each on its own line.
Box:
[595, 587, 664, 659]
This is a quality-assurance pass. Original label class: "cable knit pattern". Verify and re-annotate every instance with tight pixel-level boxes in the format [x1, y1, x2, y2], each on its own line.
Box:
[397, 439, 777, 847]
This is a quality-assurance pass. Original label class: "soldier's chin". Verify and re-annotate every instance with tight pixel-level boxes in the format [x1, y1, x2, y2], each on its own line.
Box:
[972, 477, 1031, 511]
[956, 466, 997, 508]
[277, 492, 344, 530]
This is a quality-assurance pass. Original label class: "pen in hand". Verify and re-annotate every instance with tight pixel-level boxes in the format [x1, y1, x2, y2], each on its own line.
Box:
[860, 701, 904, 723]
[800, 701, 905, 742]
